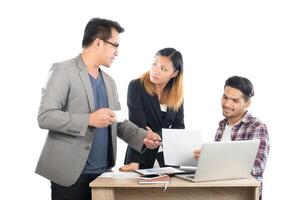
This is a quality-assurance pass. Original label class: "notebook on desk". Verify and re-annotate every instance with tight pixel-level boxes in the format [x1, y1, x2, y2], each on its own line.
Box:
[176, 140, 260, 182]
[134, 166, 184, 176]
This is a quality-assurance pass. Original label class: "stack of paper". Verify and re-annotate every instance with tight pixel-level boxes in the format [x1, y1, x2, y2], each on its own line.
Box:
[99, 171, 140, 178]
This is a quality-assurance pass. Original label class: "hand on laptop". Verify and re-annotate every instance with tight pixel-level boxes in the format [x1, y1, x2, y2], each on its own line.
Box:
[193, 149, 201, 160]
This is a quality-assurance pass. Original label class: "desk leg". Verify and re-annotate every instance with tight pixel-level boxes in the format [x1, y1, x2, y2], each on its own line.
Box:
[254, 186, 259, 200]
[92, 188, 114, 200]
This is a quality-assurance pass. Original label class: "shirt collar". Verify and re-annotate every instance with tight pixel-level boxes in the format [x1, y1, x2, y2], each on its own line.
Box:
[219, 111, 252, 128]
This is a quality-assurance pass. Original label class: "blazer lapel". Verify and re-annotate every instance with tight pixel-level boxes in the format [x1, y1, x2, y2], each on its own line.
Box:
[101, 70, 114, 109]
[147, 94, 164, 127]
[163, 108, 175, 128]
[76, 56, 95, 111]
[101, 69, 117, 160]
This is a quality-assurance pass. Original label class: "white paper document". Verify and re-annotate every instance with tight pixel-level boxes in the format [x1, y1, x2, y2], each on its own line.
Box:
[99, 171, 140, 179]
[162, 129, 203, 167]
[113, 110, 127, 122]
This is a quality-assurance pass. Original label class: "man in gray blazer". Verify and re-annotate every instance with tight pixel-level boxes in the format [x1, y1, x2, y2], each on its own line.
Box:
[35, 18, 161, 200]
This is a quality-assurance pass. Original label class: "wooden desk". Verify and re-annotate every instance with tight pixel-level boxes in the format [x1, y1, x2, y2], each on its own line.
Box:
[90, 176, 260, 200]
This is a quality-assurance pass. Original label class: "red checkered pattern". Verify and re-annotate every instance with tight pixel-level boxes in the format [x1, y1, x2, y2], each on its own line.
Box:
[214, 112, 270, 181]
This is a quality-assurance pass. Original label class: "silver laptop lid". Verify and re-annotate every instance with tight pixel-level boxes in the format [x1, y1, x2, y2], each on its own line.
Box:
[193, 140, 260, 182]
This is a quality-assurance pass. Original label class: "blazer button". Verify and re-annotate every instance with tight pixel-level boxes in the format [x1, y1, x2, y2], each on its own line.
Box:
[84, 146, 90, 150]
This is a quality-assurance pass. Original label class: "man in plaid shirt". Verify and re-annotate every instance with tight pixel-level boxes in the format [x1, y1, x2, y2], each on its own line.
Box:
[194, 76, 270, 199]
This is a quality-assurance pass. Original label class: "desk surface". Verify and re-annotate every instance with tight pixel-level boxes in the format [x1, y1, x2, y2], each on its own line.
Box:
[90, 176, 259, 188]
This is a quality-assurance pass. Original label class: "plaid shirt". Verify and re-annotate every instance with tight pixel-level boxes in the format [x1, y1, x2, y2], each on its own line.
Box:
[214, 112, 270, 181]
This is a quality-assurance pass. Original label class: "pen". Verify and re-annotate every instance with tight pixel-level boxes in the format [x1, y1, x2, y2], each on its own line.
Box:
[163, 181, 169, 192]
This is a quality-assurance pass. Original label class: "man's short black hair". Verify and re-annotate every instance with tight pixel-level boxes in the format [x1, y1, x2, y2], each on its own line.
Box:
[225, 76, 254, 101]
[82, 18, 124, 48]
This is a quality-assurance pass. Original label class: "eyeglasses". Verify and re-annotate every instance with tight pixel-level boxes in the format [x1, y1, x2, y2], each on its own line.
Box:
[104, 40, 119, 48]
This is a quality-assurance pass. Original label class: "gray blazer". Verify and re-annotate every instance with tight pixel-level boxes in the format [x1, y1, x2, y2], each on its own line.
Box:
[35, 55, 147, 186]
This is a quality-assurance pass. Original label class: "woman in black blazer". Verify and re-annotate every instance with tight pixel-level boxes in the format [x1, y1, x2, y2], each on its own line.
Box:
[120, 48, 185, 171]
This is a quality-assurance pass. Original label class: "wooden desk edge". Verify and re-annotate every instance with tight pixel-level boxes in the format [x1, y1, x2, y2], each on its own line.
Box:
[90, 176, 260, 188]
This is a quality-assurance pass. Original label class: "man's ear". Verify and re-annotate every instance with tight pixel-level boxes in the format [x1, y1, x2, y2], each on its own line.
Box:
[245, 99, 251, 109]
[94, 38, 103, 48]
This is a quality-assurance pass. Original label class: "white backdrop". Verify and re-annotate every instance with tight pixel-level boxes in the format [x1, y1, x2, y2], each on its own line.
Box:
[0, 0, 299, 199]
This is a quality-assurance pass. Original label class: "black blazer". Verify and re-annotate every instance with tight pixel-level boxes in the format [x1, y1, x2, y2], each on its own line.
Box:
[124, 79, 185, 169]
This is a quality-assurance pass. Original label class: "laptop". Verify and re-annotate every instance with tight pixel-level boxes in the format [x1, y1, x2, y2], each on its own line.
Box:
[176, 140, 260, 182]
